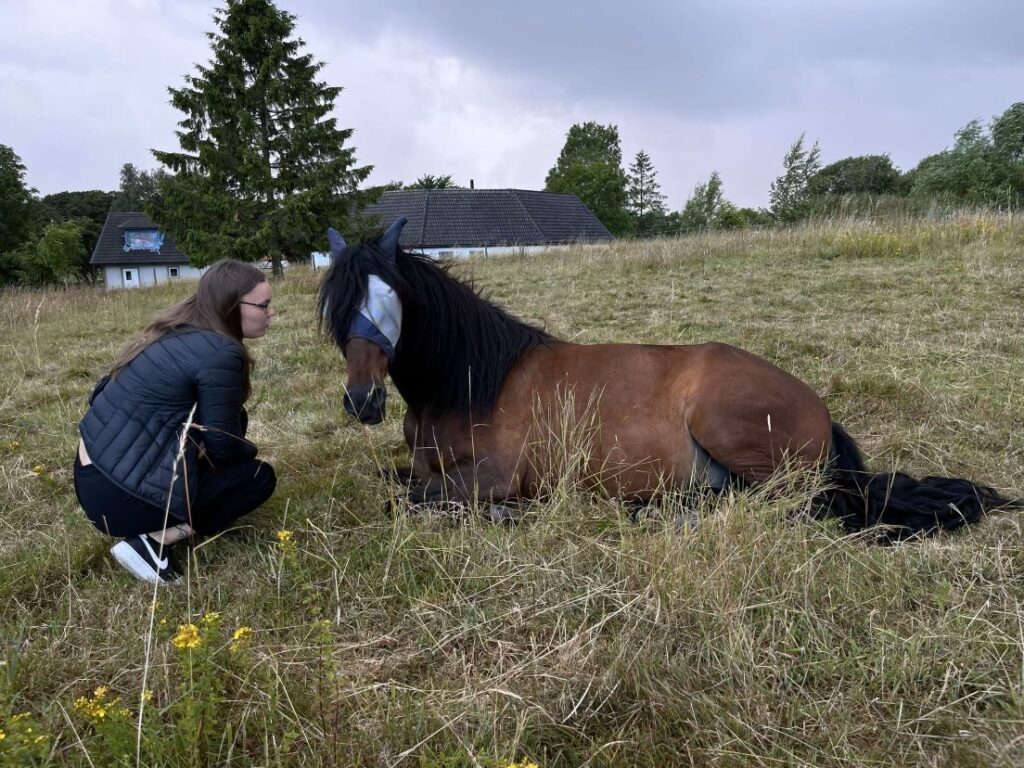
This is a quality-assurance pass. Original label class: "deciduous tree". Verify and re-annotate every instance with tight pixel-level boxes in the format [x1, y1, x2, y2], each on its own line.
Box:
[110, 164, 167, 211]
[406, 174, 457, 190]
[545, 122, 629, 234]
[808, 155, 900, 196]
[769, 133, 822, 222]
[678, 171, 725, 232]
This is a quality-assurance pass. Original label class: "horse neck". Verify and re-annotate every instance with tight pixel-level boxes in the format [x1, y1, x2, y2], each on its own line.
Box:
[389, 257, 550, 417]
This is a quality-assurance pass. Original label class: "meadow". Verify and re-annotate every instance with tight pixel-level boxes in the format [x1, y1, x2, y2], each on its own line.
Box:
[1, 214, 1023, 766]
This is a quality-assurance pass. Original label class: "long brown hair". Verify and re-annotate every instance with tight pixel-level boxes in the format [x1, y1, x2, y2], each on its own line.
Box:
[110, 260, 266, 401]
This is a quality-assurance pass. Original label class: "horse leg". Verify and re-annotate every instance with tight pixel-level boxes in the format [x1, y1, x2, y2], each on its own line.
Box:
[380, 465, 416, 485]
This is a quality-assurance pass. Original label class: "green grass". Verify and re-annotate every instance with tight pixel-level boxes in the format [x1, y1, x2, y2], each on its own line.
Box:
[2, 213, 1023, 766]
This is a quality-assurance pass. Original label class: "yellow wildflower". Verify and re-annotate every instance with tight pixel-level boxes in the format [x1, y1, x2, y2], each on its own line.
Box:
[74, 695, 109, 720]
[93, 685, 108, 699]
[7, 440, 19, 451]
[0, 729, 5, 741]
[31, 464, 45, 475]
[172, 623, 202, 650]
[276, 529, 295, 552]
[142, 689, 154, 703]
[201, 611, 221, 625]
[229, 626, 252, 652]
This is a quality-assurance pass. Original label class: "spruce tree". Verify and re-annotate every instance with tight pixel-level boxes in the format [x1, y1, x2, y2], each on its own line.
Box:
[152, 0, 371, 274]
[626, 150, 666, 235]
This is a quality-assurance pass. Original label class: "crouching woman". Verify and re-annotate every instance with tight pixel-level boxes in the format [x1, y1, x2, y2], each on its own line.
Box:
[74, 260, 277, 584]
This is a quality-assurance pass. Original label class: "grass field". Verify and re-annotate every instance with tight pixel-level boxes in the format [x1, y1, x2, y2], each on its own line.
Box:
[1, 214, 1023, 766]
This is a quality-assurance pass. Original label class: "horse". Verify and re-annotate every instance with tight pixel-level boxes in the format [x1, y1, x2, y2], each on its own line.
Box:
[319, 218, 1018, 538]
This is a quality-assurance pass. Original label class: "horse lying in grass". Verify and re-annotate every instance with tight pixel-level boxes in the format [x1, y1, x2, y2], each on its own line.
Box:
[319, 218, 1017, 538]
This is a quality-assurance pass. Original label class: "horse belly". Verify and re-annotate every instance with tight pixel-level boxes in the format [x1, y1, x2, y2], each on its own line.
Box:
[498, 345, 699, 498]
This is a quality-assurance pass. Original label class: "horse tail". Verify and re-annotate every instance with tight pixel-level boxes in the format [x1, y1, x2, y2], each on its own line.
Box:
[818, 422, 1020, 539]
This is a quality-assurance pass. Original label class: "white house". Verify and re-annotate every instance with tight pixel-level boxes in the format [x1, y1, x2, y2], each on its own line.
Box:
[90, 212, 203, 289]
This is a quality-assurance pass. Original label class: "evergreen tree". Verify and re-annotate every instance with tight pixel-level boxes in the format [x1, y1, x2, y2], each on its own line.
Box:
[0, 144, 39, 255]
[545, 122, 629, 234]
[769, 133, 822, 222]
[152, 0, 371, 275]
[626, 150, 666, 235]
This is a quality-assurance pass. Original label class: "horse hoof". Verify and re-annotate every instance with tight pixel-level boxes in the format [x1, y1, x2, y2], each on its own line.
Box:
[488, 504, 516, 527]
[674, 510, 701, 533]
[381, 465, 414, 485]
[628, 503, 661, 523]
[383, 495, 412, 517]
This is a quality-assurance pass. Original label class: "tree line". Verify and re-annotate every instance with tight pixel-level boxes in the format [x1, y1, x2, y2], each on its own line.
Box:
[544, 105, 1024, 237]
[2, 0, 1022, 286]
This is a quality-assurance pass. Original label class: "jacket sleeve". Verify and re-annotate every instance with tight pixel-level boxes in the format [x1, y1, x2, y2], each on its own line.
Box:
[194, 344, 258, 463]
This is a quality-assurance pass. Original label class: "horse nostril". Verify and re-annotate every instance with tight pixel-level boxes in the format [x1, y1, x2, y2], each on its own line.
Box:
[344, 384, 386, 423]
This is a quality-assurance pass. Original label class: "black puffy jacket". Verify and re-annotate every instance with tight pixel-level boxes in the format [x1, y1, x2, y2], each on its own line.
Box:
[79, 327, 258, 520]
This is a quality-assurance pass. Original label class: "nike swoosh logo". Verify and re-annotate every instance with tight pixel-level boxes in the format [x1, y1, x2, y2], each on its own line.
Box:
[141, 537, 169, 570]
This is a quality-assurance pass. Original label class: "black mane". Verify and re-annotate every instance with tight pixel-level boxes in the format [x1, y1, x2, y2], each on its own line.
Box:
[319, 243, 553, 417]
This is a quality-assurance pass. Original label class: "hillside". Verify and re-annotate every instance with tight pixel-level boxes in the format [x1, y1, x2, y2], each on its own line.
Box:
[1, 215, 1022, 766]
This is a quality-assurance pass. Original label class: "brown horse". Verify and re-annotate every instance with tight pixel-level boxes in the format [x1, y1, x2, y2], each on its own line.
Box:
[319, 219, 1017, 538]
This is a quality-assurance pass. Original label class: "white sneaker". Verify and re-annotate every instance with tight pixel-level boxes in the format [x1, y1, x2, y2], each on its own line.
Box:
[111, 534, 181, 584]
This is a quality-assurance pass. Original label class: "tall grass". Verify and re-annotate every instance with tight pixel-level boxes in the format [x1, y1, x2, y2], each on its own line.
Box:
[1, 214, 1023, 766]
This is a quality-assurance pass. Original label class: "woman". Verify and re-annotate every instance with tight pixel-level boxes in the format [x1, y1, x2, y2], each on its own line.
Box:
[75, 260, 277, 584]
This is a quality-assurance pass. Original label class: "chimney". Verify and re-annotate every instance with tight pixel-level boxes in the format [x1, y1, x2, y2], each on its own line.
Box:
[470, 179, 475, 189]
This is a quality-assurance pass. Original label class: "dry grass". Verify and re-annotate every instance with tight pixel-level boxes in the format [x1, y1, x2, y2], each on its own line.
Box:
[1, 213, 1023, 766]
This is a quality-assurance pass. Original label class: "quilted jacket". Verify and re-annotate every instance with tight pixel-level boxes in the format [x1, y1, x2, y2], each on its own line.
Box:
[78, 327, 258, 520]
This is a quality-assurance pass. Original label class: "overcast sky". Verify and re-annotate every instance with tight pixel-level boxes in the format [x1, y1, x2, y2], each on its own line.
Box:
[2, 0, 1022, 208]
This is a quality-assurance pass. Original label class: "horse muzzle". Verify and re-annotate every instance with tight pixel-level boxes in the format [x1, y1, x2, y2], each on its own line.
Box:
[344, 383, 387, 425]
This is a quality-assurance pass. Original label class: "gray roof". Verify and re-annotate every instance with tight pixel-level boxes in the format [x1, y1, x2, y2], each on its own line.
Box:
[364, 189, 613, 248]
[90, 211, 190, 266]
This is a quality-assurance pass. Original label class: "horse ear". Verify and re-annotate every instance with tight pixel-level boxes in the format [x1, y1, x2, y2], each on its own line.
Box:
[327, 227, 347, 260]
[377, 217, 407, 262]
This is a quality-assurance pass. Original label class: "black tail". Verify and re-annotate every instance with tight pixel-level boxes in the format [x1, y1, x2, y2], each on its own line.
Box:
[817, 423, 1019, 539]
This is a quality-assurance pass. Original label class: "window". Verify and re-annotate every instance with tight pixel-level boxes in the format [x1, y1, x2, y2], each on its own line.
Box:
[168, 267, 179, 279]
[124, 270, 133, 281]
[123, 229, 165, 252]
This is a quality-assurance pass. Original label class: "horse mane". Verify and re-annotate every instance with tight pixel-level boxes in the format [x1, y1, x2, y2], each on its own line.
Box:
[319, 242, 554, 417]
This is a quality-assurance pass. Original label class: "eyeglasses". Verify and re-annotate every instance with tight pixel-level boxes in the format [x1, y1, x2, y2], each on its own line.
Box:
[240, 300, 272, 313]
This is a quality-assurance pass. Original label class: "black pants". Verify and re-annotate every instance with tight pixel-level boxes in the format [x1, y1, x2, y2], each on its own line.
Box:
[73, 456, 276, 538]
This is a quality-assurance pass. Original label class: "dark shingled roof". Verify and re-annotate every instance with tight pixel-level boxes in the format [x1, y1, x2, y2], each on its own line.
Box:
[364, 189, 613, 248]
[90, 211, 190, 266]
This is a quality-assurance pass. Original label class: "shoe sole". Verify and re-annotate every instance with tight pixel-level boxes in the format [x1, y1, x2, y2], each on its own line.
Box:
[110, 541, 179, 584]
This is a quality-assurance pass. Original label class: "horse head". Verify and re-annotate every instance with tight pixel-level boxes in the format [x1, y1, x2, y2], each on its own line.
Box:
[319, 218, 407, 425]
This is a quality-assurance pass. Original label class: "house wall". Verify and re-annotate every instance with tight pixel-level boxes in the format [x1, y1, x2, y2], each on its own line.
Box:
[310, 243, 607, 267]
[103, 264, 205, 289]
[419, 244, 569, 260]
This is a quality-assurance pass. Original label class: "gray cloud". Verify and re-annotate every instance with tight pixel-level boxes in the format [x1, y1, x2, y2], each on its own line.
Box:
[2, 0, 1022, 208]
